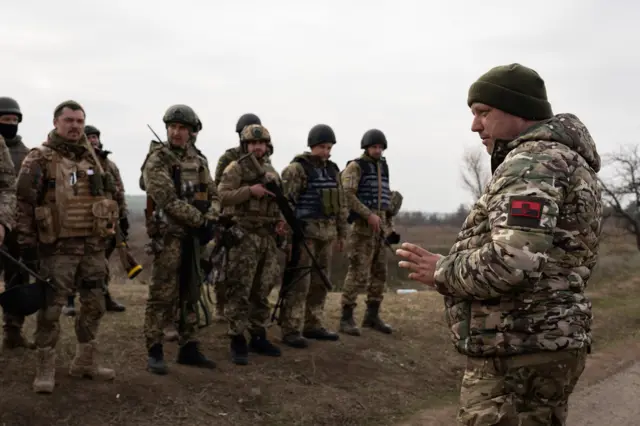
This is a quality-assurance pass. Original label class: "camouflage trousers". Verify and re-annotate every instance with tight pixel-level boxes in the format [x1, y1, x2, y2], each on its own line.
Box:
[279, 237, 333, 336]
[2, 230, 25, 332]
[341, 231, 387, 307]
[144, 235, 198, 349]
[225, 230, 280, 336]
[35, 252, 108, 348]
[456, 348, 588, 425]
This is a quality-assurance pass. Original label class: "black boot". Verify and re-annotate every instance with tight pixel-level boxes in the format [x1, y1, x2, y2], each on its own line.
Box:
[339, 304, 361, 336]
[105, 292, 126, 312]
[362, 301, 392, 334]
[281, 331, 308, 348]
[230, 334, 249, 365]
[147, 343, 168, 375]
[62, 295, 76, 317]
[177, 341, 216, 369]
[249, 328, 281, 357]
[303, 327, 339, 341]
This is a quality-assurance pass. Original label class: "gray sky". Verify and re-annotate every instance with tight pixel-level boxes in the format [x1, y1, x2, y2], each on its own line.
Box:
[3, 0, 638, 213]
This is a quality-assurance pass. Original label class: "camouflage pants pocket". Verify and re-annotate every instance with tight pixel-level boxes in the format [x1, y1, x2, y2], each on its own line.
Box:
[457, 350, 588, 426]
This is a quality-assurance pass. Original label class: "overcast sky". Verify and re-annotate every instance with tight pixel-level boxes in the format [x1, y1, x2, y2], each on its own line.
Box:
[3, 0, 638, 213]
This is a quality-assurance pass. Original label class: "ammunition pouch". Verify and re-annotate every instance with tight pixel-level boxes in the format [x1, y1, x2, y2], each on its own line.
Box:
[88, 171, 104, 196]
[320, 188, 340, 216]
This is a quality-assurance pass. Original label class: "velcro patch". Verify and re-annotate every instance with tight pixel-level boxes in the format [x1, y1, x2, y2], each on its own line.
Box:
[506, 196, 545, 228]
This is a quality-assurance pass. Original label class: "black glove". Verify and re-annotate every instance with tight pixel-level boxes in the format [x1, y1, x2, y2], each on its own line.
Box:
[119, 216, 130, 238]
[193, 199, 211, 215]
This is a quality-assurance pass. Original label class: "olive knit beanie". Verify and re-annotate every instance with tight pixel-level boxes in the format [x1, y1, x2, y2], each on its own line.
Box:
[467, 63, 553, 120]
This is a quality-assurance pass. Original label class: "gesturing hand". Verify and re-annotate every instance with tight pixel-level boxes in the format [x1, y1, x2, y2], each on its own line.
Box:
[395, 242, 443, 288]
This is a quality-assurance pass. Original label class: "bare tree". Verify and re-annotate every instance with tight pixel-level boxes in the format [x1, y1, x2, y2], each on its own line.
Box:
[599, 145, 640, 250]
[460, 146, 490, 202]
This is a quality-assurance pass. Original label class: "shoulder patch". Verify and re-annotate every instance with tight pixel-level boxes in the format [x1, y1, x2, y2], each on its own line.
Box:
[506, 196, 545, 228]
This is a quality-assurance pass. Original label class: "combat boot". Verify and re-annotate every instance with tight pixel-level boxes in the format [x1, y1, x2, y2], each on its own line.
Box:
[362, 301, 392, 334]
[147, 343, 168, 375]
[33, 347, 56, 394]
[177, 341, 216, 369]
[230, 334, 249, 365]
[69, 340, 116, 380]
[105, 292, 126, 312]
[2, 327, 36, 350]
[303, 327, 339, 341]
[62, 295, 76, 317]
[281, 331, 309, 349]
[249, 328, 281, 357]
[339, 304, 361, 336]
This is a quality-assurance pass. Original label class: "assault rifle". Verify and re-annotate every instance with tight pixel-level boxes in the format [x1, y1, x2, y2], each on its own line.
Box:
[0, 247, 52, 317]
[242, 154, 333, 323]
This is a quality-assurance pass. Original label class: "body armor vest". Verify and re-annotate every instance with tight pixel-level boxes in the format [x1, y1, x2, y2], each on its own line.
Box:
[34, 146, 119, 244]
[222, 155, 281, 221]
[351, 157, 391, 211]
[294, 157, 340, 220]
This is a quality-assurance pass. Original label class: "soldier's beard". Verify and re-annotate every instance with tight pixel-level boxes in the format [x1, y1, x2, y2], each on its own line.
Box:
[0, 123, 18, 139]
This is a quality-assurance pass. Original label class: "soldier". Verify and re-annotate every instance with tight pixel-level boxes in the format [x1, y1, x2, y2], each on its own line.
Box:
[278, 124, 347, 348]
[63, 125, 127, 316]
[15, 100, 117, 393]
[212, 113, 266, 322]
[339, 129, 397, 336]
[217, 123, 285, 365]
[0, 96, 33, 350]
[141, 104, 219, 375]
[396, 63, 601, 425]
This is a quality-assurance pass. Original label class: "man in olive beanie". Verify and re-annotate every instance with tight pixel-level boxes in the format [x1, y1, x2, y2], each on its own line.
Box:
[396, 63, 602, 425]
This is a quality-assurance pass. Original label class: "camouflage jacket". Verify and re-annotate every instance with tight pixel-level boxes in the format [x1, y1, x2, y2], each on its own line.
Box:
[15, 131, 115, 255]
[281, 152, 348, 241]
[434, 113, 602, 358]
[0, 135, 16, 233]
[4, 135, 29, 176]
[340, 154, 394, 236]
[218, 153, 284, 230]
[97, 149, 127, 218]
[214, 145, 272, 187]
[142, 142, 220, 238]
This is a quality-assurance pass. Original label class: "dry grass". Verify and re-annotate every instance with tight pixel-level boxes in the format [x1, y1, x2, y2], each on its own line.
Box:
[0, 223, 639, 426]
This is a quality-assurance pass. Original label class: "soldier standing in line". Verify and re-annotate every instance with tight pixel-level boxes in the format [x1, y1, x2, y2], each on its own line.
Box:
[396, 63, 602, 425]
[141, 104, 219, 375]
[212, 113, 270, 322]
[16, 100, 118, 393]
[0, 96, 33, 351]
[339, 129, 397, 337]
[63, 124, 127, 316]
[278, 124, 346, 348]
[217, 123, 285, 365]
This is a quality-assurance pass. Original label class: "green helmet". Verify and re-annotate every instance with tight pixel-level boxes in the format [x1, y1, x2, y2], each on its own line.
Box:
[163, 104, 199, 132]
[0, 97, 22, 123]
[235, 113, 261, 134]
[84, 125, 100, 137]
[361, 128, 387, 149]
[307, 124, 336, 147]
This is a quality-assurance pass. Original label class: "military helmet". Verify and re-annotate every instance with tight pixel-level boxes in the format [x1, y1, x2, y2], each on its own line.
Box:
[240, 124, 271, 143]
[267, 142, 274, 155]
[235, 113, 261, 134]
[195, 113, 203, 132]
[361, 128, 387, 149]
[307, 124, 336, 147]
[84, 125, 100, 137]
[0, 97, 22, 123]
[162, 104, 199, 131]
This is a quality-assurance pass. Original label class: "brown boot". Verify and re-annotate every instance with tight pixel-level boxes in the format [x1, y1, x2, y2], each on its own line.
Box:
[2, 328, 36, 350]
[33, 347, 56, 394]
[68, 341, 115, 381]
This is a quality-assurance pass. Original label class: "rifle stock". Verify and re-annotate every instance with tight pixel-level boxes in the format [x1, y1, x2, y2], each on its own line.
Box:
[115, 222, 143, 280]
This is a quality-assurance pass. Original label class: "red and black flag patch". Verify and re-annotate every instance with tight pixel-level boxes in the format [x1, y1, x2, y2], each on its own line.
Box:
[506, 196, 545, 228]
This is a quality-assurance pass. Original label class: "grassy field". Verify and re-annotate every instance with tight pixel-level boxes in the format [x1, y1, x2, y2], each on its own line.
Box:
[1, 222, 639, 426]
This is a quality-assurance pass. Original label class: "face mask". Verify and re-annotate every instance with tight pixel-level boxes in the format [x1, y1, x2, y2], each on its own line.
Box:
[0, 123, 17, 139]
